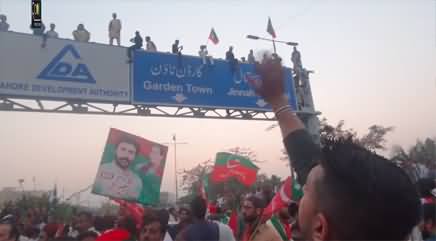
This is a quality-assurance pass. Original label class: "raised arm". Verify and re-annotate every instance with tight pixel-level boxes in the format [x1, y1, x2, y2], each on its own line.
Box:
[255, 57, 320, 185]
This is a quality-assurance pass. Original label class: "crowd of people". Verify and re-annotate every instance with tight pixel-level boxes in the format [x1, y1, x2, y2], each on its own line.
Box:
[0, 13, 303, 68]
[1, 10, 430, 241]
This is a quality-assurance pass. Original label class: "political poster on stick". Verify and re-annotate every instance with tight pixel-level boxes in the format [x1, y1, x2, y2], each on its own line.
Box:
[92, 128, 168, 205]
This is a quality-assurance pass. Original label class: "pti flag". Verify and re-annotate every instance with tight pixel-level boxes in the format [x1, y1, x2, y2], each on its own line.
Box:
[210, 152, 258, 186]
[113, 199, 145, 230]
[267, 17, 276, 38]
[92, 128, 168, 205]
[208, 28, 219, 45]
[262, 176, 302, 220]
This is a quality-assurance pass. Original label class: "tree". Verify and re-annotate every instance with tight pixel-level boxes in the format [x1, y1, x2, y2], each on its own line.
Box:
[281, 118, 394, 166]
[391, 138, 436, 167]
[319, 118, 394, 152]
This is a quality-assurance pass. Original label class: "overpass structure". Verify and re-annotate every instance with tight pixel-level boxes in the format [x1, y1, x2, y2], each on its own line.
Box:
[0, 31, 320, 140]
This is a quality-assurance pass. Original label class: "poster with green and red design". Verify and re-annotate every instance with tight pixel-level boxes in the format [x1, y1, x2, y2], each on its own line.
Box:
[92, 128, 168, 205]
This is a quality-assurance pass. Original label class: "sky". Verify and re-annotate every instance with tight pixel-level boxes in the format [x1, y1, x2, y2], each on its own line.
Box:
[0, 0, 435, 206]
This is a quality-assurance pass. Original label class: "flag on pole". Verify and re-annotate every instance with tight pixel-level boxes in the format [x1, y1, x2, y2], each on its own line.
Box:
[208, 28, 219, 45]
[262, 176, 302, 221]
[267, 215, 291, 241]
[267, 17, 276, 38]
[210, 152, 258, 186]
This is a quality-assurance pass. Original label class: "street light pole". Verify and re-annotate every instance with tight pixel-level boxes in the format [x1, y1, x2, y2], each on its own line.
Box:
[164, 134, 188, 202]
[246, 35, 298, 54]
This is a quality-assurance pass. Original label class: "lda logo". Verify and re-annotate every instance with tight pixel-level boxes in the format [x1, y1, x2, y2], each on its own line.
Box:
[37, 44, 96, 83]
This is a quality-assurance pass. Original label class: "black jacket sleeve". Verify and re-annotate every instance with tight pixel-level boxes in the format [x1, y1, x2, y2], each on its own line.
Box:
[284, 129, 321, 185]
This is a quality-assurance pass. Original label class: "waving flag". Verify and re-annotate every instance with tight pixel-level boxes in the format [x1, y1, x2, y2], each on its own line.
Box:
[208, 28, 219, 44]
[267, 17, 276, 38]
[210, 152, 258, 186]
[262, 176, 302, 221]
[113, 199, 145, 230]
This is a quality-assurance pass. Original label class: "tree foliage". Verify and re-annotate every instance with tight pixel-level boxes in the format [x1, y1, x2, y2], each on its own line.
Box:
[391, 138, 436, 167]
[319, 118, 394, 152]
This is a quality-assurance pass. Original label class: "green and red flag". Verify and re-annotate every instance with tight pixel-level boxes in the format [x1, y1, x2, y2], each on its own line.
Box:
[210, 152, 259, 186]
[267, 17, 276, 38]
[92, 128, 168, 205]
[262, 176, 303, 221]
[208, 28, 219, 45]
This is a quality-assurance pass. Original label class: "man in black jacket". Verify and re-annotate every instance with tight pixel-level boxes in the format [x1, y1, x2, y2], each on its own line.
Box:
[255, 57, 421, 241]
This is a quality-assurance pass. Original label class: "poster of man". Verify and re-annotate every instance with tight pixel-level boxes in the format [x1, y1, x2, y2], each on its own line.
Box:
[92, 128, 168, 205]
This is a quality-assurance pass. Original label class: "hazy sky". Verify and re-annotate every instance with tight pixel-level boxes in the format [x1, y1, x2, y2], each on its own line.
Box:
[0, 0, 435, 205]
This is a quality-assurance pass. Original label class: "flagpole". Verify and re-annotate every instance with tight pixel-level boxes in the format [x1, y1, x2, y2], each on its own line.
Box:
[272, 40, 277, 54]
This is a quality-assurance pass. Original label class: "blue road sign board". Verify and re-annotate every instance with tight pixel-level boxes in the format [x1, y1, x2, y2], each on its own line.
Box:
[132, 51, 297, 111]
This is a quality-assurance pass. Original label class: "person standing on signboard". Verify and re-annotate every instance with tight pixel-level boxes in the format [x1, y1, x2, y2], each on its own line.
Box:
[172, 40, 183, 68]
[127, 31, 143, 63]
[93, 136, 143, 200]
[247, 50, 255, 64]
[109, 13, 122, 46]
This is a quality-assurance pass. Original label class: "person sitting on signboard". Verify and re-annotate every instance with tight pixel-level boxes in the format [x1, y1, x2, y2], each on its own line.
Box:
[72, 24, 90, 42]
[145, 36, 157, 52]
[198, 45, 214, 66]
[30, 22, 45, 36]
[0, 15, 10, 32]
[127, 31, 143, 63]
[172, 40, 183, 68]
[93, 136, 143, 200]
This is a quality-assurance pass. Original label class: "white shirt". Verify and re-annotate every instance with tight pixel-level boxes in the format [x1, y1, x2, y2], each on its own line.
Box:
[199, 49, 208, 58]
[73, 29, 90, 42]
[163, 232, 173, 241]
[109, 19, 122, 37]
[46, 30, 58, 38]
[94, 161, 142, 200]
[146, 41, 157, 51]
[213, 221, 236, 241]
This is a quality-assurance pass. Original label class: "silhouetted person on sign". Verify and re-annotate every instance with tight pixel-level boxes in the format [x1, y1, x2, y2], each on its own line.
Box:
[172, 40, 183, 54]
[73, 24, 90, 42]
[0, 15, 10, 31]
[145, 36, 157, 52]
[225, 46, 235, 62]
[226, 46, 240, 81]
[45, 23, 58, 38]
[172, 40, 183, 67]
[247, 49, 255, 64]
[291, 46, 302, 72]
[109, 13, 122, 46]
[127, 31, 143, 63]
[30, 22, 45, 36]
[41, 23, 58, 48]
[198, 45, 213, 66]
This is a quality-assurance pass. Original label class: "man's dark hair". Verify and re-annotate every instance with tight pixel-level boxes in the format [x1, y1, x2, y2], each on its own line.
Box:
[142, 213, 163, 235]
[116, 136, 139, 154]
[316, 138, 421, 240]
[423, 203, 436, 223]
[156, 209, 169, 235]
[245, 195, 265, 209]
[77, 231, 98, 241]
[190, 196, 207, 220]
[78, 211, 93, 221]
